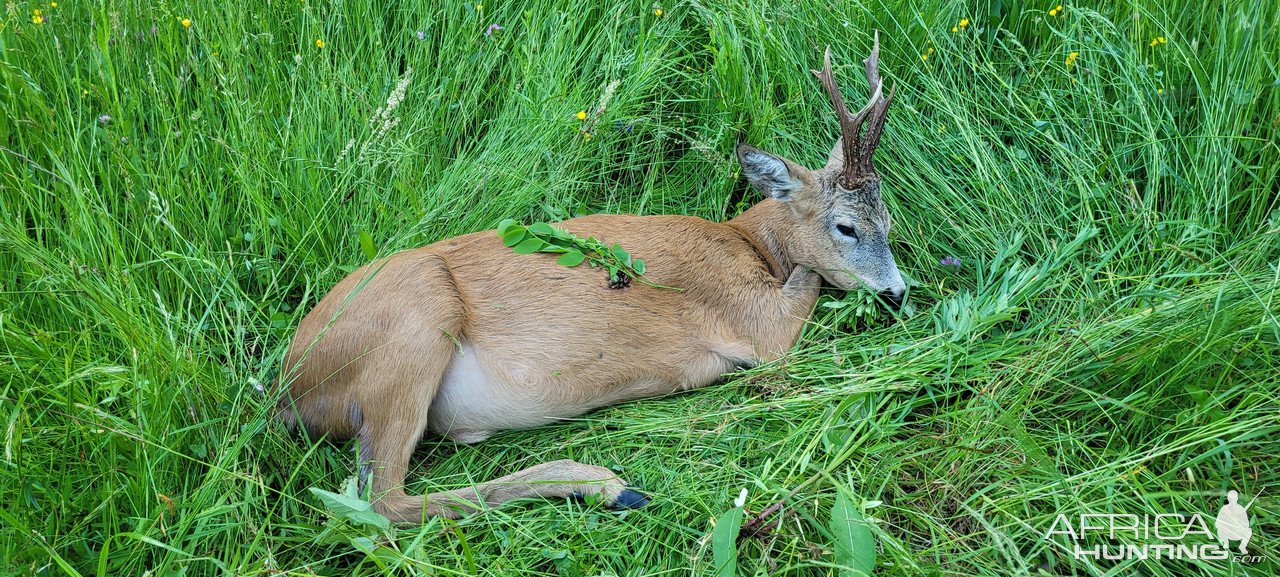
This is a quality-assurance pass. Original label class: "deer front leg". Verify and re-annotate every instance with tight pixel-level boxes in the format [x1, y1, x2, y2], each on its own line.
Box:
[783, 265, 822, 308]
[784, 265, 822, 329]
[746, 267, 822, 361]
[780, 266, 822, 330]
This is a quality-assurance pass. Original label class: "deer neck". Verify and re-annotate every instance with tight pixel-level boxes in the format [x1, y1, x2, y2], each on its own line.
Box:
[726, 199, 797, 281]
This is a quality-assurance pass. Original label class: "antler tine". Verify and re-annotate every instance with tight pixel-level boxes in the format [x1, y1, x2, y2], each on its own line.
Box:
[848, 79, 884, 135]
[858, 82, 895, 173]
[811, 46, 846, 120]
[813, 46, 859, 184]
[864, 30, 881, 93]
[856, 30, 895, 176]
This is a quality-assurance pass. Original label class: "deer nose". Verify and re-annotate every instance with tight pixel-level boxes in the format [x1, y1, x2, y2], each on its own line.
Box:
[878, 289, 903, 310]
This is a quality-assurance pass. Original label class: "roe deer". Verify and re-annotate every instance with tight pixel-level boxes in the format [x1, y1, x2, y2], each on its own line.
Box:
[278, 37, 906, 524]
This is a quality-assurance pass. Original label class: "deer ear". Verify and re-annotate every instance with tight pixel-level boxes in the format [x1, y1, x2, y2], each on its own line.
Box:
[736, 144, 811, 201]
[826, 137, 844, 167]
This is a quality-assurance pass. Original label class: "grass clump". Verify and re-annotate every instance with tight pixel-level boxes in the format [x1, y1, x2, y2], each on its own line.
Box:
[1, 0, 1278, 575]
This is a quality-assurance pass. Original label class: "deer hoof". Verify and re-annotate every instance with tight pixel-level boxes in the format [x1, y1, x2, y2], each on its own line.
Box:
[610, 488, 650, 509]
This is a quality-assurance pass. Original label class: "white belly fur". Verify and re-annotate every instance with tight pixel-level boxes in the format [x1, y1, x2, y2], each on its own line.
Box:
[428, 343, 535, 443]
[426, 342, 743, 443]
[428, 343, 632, 443]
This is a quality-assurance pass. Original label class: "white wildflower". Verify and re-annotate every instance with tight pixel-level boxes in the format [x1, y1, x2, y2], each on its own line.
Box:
[594, 79, 620, 115]
[372, 67, 412, 136]
[356, 67, 413, 163]
[336, 137, 356, 164]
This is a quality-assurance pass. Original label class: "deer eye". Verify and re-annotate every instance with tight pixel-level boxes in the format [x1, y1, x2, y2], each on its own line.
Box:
[836, 224, 859, 240]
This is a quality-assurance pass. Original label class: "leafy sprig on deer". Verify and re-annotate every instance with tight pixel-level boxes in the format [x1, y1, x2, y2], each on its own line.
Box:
[497, 219, 680, 290]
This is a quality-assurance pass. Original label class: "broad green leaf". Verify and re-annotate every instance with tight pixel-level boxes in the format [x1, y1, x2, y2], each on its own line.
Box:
[610, 243, 632, 266]
[269, 311, 291, 329]
[309, 487, 392, 532]
[358, 230, 377, 260]
[1183, 383, 1209, 405]
[712, 506, 743, 577]
[513, 238, 546, 254]
[538, 236, 570, 249]
[503, 228, 527, 247]
[496, 218, 518, 236]
[528, 222, 556, 236]
[831, 492, 876, 577]
[632, 258, 646, 275]
[557, 250, 586, 266]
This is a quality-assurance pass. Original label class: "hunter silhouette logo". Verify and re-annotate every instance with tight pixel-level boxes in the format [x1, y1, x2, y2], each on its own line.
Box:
[1215, 490, 1252, 554]
[1043, 488, 1264, 563]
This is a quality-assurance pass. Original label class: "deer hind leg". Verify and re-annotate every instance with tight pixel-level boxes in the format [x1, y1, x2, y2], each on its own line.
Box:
[370, 424, 651, 523]
[407, 459, 649, 521]
[356, 322, 463, 523]
[372, 428, 650, 523]
[356, 336, 650, 523]
[348, 252, 467, 524]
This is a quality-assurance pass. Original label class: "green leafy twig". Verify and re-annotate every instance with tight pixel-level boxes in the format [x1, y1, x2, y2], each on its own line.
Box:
[496, 219, 680, 291]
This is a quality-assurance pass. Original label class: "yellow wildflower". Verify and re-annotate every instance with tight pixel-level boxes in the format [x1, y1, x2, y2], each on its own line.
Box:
[654, 8, 663, 17]
[315, 38, 325, 48]
[1158, 36, 1166, 44]
[951, 26, 958, 33]
[475, 3, 482, 11]
[1049, 8, 1057, 16]
[928, 47, 935, 54]
[921, 53, 928, 61]
[50, 2, 56, 7]
[1066, 51, 1079, 67]
[181, 18, 192, 27]
[32, 9, 43, 23]
[583, 131, 592, 140]
[1157, 88, 1164, 94]
[959, 18, 970, 28]
[1149, 38, 1158, 47]
[576, 110, 587, 121]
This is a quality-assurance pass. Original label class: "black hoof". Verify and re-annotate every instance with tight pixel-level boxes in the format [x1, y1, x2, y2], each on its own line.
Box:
[611, 488, 650, 509]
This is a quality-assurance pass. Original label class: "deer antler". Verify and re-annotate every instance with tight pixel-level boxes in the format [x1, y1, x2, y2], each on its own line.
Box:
[812, 32, 895, 188]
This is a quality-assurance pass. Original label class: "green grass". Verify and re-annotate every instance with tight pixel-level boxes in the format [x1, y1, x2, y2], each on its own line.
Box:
[2, 0, 1278, 574]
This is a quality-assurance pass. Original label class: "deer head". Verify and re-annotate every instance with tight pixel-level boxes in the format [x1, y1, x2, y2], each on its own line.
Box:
[736, 33, 906, 304]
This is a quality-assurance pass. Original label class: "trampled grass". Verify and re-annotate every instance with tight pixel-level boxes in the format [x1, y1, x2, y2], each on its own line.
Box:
[1, 0, 1278, 575]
